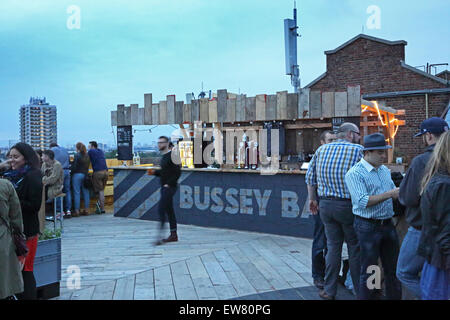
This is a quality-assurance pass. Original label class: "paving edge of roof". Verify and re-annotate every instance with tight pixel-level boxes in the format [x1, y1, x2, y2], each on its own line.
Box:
[324, 34, 407, 55]
[363, 87, 450, 99]
[303, 62, 449, 89]
[401, 61, 449, 85]
[303, 72, 327, 89]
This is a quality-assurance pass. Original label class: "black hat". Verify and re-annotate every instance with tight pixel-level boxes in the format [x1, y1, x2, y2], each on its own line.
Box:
[362, 133, 392, 151]
[414, 117, 449, 137]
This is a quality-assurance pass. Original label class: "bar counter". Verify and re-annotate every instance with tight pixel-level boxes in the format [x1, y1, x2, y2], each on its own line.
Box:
[112, 166, 314, 238]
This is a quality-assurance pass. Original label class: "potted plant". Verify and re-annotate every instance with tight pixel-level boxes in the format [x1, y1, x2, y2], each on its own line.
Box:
[35, 228, 62, 299]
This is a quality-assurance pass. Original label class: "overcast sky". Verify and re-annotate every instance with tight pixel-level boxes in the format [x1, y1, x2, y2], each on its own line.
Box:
[1, 0, 449, 148]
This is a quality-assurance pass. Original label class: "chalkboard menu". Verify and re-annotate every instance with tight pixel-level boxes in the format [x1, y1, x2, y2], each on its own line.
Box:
[117, 125, 133, 160]
[332, 117, 360, 132]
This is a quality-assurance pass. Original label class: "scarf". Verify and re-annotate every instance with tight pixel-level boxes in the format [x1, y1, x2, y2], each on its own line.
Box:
[3, 165, 31, 190]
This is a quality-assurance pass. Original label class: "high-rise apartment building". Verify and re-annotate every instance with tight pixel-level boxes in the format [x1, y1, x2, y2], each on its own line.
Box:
[20, 97, 57, 150]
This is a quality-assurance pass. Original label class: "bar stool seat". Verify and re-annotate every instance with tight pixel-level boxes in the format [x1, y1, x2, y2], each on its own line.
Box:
[45, 193, 65, 232]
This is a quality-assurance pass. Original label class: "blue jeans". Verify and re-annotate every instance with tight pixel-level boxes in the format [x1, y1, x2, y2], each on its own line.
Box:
[354, 216, 402, 300]
[312, 213, 327, 281]
[396, 226, 425, 299]
[72, 173, 90, 211]
[420, 261, 450, 300]
[319, 199, 360, 297]
[56, 170, 72, 212]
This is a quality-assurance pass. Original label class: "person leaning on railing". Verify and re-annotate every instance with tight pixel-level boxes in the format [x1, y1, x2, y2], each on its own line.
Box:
[88, 141, 108, 214]
[70, 142, 91, 217]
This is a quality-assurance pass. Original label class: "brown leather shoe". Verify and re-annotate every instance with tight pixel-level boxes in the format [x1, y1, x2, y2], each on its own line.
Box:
[80, 210, 90, 216]
[162, 231, 178, 243]
[319, 290, 335, 300]
[72, 211, 80, 217]
[314, 279, 325, 290]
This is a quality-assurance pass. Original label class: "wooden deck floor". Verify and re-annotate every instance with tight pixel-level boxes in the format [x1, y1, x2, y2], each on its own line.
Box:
[53, 213, 354, 300]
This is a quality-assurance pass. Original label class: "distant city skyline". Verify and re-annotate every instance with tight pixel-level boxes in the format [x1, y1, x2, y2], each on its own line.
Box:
[1, 0, 449, 147]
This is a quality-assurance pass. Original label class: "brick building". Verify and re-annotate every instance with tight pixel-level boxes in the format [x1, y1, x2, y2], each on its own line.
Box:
[305, 34, 450, 163]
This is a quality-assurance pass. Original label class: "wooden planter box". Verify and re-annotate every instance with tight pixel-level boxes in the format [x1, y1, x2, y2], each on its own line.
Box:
[35, 237, 62, 299]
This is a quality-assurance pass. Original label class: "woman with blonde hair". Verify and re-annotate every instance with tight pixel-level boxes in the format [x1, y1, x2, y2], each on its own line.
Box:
[70, 142, 91, 216]
[418, 130, 450, 300]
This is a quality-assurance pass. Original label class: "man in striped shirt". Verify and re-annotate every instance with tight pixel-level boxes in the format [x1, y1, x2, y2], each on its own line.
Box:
[306, 122, 362, 300]
[345, 133, 402, 300]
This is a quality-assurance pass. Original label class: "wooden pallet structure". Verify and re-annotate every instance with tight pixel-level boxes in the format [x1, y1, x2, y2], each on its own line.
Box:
[111, 86, 365, 126]
[111, 85, 405, 162]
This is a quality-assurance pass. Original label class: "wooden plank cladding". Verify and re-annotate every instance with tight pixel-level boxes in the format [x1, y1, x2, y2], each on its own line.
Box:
[245, 97, 256, 121]
[276, 91, 288, 120]
[347, 85, 361, 117]
[321, 92, 334, 118]
[236, 94, 246, 122]
[266, 95, 277, 120]
[198, 98, 208, 122]
[298, 88, 310, 119]
[255, 94, 266, 121]
[208, 99, 218, 123]
[334, 92, 347, 117]
[175, 101, 184, 124]
[111, 86, 364, 126]
[159, 100, 168, 124]
[287, 93, 298, 120]
[217, 89, 227, 123]
[144, 94, 152, 125]
[226, 98, 236, 123]
[309, 91, 322, 119]
[166, 95, 176, 124]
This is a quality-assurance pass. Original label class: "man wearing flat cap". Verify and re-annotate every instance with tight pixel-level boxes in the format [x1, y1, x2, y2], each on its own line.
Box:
[396, 117, 449, 299]
[345, 133, 402, 300]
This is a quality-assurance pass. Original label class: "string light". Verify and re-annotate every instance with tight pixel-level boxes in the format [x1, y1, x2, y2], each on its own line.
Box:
[361, 101, 401, 141]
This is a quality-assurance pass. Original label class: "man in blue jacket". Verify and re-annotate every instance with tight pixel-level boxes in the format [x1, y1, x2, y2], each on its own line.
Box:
[397, 117, 449, 299]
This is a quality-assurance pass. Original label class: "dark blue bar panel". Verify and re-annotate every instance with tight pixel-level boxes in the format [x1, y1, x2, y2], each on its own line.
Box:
[113, 169, 314, 239]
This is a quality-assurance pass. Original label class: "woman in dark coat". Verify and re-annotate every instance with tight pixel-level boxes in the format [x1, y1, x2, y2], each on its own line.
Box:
[418, 131, 450, 300]
[1, 143, 43, 300]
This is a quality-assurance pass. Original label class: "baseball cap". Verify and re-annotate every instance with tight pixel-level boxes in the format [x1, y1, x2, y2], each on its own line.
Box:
[414, 117, 449, 137]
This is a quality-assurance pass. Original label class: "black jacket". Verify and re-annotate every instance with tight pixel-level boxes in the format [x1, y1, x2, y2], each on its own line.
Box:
[418, 173, 450, 270]
[70, 153, 90, 175]
[154, 151, 181, 188]
[399, 145, 435, 229]
[16, 168, 43, 238]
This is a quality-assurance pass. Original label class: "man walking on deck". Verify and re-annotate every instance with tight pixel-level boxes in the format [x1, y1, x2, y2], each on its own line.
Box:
[148, 136, 181, 245]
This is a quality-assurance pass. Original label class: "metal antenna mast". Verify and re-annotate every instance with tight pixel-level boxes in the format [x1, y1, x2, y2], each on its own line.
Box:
[284, 1, 301, 92]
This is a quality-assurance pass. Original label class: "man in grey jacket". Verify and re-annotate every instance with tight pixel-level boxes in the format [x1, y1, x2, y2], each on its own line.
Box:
[50, 143, 72, 218]
[397, 117, 449, 299]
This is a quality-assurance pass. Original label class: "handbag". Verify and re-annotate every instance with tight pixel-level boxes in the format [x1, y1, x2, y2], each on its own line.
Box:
[0, 215, 29, 257]
[83, 173, 93, 189]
